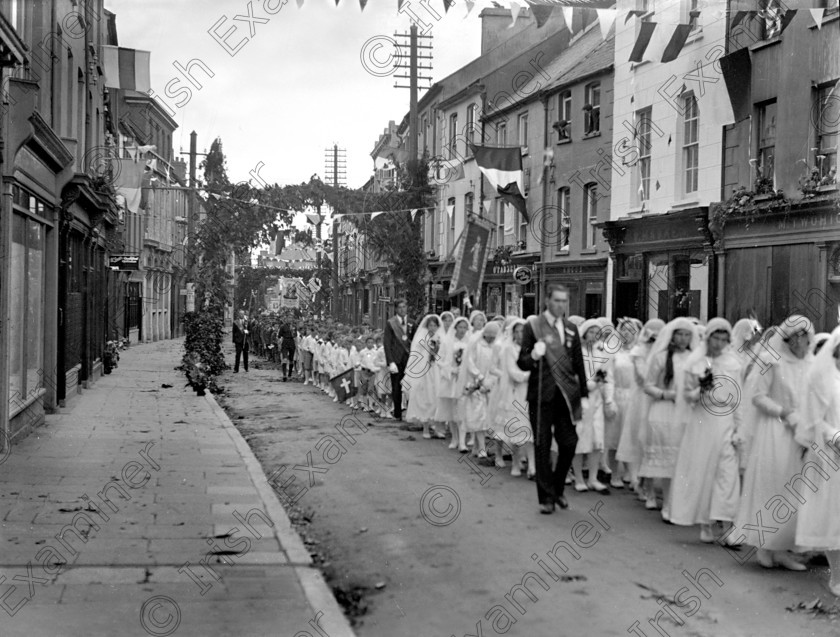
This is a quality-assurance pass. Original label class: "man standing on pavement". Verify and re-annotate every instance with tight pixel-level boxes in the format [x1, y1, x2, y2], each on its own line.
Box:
[517, 284, 588, 514]
[233, 309, 251, 373]
[384, 299, 413, 421]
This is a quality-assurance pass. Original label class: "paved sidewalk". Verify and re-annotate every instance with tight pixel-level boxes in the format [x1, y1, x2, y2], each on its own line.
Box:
[0, 338, 355, 637]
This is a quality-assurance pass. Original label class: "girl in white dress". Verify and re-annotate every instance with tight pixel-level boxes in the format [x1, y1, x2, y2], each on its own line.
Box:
[468, 310, 487, 342]
[405, 314, 445, 439]
[795, 326, 840, 595]
[572, 319, 614, 493]
[616, 318, 665, 497]
[373, 334, 393, 418]
[491, 318, 534, 477]
[639, 317, 699, 520]
[461, 320, 500, 459]
[437, 317, 471, 450]
[734, 315, 815, 570]
[670, 318, 742, 543]
[730, 318, 764, 475]
[603, 318, 642, 488]
[813, 332, 831, 355]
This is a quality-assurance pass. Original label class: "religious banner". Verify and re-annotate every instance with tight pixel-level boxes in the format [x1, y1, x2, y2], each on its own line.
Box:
[449, 220, 491, 298]
[330, 369, 357, 402]
[279, 276, 304, 309]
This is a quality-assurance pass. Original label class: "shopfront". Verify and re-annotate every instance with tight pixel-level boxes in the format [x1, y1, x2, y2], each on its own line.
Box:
[538, 259, 608, 319]
[718, 197, 840, 333]
[602, 208, 715, 323]
[481, 260, 537, 318]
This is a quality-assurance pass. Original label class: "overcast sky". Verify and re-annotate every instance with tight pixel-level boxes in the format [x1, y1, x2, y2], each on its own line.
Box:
[105, 0, 488, 190]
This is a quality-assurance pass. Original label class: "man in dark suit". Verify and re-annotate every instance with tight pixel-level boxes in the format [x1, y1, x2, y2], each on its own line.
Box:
[278, 313, 296, 382]
[384, 299, 414, 420]
[518, 283, 589, 514]
[233, 309, 250, 373]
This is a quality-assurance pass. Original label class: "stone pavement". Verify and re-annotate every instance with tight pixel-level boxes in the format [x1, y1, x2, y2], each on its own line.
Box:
[0, 338, 355, 637]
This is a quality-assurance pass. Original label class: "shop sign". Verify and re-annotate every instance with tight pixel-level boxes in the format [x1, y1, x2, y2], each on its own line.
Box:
[513, 266, 532, 285]
[109, 254, 140, 270]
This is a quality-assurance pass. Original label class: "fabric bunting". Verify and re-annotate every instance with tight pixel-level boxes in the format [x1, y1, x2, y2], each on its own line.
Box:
[810, 8, 824, 27]
[719, 47, 752, 123]
[509, 0, 522, 27]
[101, 46, 151, 93]
[628, 21, 655, 63]
[595, 8, 616, 39]
[465, 0, 475, 17]
[562, 6, 575, 33]
[370, 211, 385, 220]
[443, 0, 454, 12]
[530, 5, 555, 28]
[359, 0, 368, 9]
[661, 24, 693, 63]
[470, 144, 528, 223]
[411, 208, 419, 221]
[625, 9, 645, 23]
[446, 204, 455, 220]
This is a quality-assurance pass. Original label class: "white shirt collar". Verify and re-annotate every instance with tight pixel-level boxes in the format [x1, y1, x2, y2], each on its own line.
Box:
[543, 310, 562, 325]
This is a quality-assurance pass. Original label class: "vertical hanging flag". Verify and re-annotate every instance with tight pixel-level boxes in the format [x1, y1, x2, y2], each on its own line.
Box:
[470, 144, 529, 223]
[628, 21, 656, 63]
[595, 8, 617, 39]
[642, 22, 672, 63]
[720, 47, 752, 122]
[661, 24, 693, 63]
[449, 220, 491, 299]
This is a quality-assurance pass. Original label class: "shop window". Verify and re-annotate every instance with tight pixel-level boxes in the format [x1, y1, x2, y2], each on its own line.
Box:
[9, 212, 46, 415]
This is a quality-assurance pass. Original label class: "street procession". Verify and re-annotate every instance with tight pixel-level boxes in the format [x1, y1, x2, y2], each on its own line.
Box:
[0, 1, 839, 636]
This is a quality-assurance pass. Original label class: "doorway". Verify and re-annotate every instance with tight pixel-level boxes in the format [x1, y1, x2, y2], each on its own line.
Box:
[614, 281, 641, 319]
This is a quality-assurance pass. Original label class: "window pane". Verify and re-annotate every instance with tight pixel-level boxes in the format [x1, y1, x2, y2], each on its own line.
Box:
[9, 215, 26, 414]
[26, 220, 44, 396]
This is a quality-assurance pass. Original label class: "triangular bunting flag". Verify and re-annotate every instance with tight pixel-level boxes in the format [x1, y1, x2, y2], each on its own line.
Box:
[655, 179, 661, 191]
[530, 5, 553, 28]
[305, 212, 322, 224]
[411, 208, 419, 221]
[465, 0, 475, 17]
[778, 9, 797, 34]
[296, 0, 304, 7]
[470, 144, 529, 223]
[595, 9, 617, 40]
[562, 6, 574, 33]
[661, 24, 693, 63]
[443, 0, 453, 13]
[810, 8, 824, 28]
[370, 211, 385, 220]
[730, 11, 749, 30]
[446, 204, 455, 220]
[483, 199, 491, 214]
[359, 0, 367, 9]
[625, 9, 645, 24]
[335, 0, 339, 6]
[398, 0, 405, 10]
[629, 21, 656, 63]
[509, 1, 522, 28]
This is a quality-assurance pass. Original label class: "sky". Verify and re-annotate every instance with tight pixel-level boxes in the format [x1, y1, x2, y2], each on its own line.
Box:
[105, 0, 489, 192]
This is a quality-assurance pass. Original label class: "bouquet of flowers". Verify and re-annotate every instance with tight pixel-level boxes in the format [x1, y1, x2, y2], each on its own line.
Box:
[464, 375, 488, 395]
[699, 361, 715, 393]
[428, 339, 440, 363]
[454, 347, 464, 367]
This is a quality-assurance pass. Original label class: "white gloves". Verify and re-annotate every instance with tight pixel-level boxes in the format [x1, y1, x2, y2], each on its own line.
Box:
[604, 401, 618, 420]
[389, 362, 399, 374]
[784, 410, 800, 429]
[532, 341, 546, 360]
[581, 397, 590, 412]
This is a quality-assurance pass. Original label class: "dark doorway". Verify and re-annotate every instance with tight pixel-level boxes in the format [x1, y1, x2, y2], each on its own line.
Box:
[614, 281, 641, 319]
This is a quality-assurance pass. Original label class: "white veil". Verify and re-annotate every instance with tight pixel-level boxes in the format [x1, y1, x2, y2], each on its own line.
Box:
[405, 313, 441, 383]
[797, 325, 840, 448]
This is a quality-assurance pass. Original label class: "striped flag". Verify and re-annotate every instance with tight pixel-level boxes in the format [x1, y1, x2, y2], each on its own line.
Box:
[101, 46, 151, 93]
[469, 145, 529, 222]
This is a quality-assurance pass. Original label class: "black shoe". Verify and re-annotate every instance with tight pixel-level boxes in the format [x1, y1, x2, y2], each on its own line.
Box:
[233, 370, 239, 373]
[555, 495, 569, 509]
[540, 503, 555, 515]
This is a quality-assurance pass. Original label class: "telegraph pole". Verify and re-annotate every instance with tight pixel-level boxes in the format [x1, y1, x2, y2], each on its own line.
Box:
[324, 144, 346, 320]
[393, 25, 433, 161]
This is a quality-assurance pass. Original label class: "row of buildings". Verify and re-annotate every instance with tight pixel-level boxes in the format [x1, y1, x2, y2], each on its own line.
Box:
[338, 2, 839, 335]
[0, 1, 202, 445]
